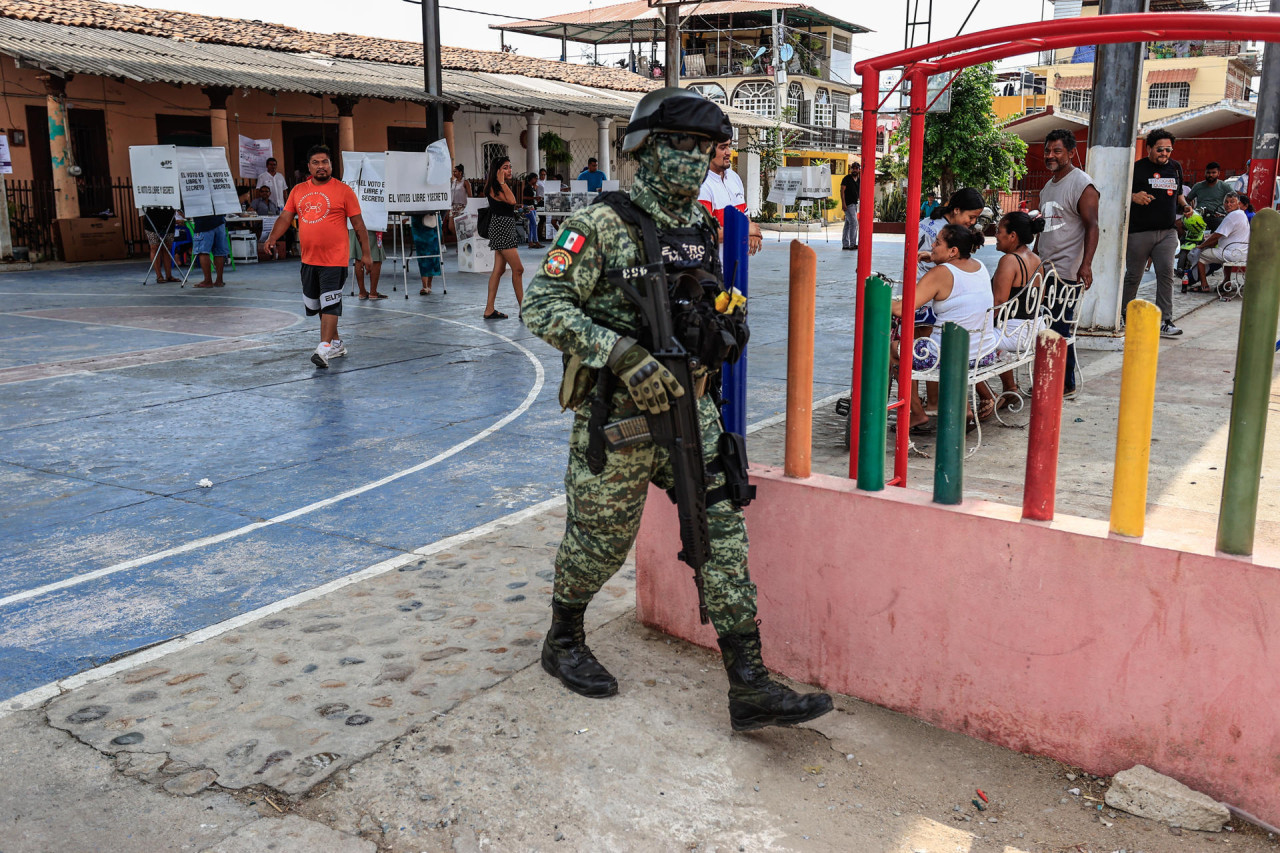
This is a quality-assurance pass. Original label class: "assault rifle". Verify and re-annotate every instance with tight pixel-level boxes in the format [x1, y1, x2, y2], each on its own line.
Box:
[610, 260, 713, 624]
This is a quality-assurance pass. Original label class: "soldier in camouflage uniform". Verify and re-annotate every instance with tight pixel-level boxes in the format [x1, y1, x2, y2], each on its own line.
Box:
[523, 88, 832, 731]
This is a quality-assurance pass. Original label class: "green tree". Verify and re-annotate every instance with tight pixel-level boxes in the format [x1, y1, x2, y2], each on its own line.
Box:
[883, 63, 1027, 205]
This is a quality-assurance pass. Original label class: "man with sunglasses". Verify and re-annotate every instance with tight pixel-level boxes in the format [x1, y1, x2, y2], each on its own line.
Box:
[523, 88, 832, 732]
[1123, 128, 1188, 338]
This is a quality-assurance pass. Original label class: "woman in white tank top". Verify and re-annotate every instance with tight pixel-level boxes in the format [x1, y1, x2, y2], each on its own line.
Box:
[890, 223, 995, 434]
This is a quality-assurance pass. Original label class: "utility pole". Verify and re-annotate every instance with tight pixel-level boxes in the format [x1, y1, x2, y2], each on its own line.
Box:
[771, 9, 783, 117]
[1248, 0, 1280, 213]
[1079, 0, 1147, 332]
[664, 5, 680, 87]
[421, 0, 444, 141]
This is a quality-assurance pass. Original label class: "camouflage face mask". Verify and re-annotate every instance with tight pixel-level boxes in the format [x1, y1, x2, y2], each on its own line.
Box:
[646, 138, 711, 201]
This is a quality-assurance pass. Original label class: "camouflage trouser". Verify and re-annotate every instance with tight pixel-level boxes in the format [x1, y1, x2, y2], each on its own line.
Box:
[553, 390, 758, 637]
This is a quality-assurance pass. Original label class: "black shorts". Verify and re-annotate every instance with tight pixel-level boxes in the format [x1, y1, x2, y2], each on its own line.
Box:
[301, 264, 346, 317]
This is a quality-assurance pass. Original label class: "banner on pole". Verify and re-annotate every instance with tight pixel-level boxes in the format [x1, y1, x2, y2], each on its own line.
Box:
[341, 151, 388, 231]
[766, 167, 802, 205]
[385, 150, 450, 211]
[128, 145, 181, 209]
[238, 136, 273, 179]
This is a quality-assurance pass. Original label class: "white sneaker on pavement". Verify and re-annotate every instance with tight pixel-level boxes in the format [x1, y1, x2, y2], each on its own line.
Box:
[328, 339, 347, 358]
[311, 342, 331, 368]
[1160, 322, 1184, 339]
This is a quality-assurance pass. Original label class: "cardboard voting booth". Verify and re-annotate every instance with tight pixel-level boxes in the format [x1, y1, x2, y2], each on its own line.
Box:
[384, 139, 451, 212]
[129, 145, 241, 282]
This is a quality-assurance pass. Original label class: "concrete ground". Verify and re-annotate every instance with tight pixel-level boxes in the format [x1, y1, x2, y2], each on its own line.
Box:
[1, 237, 1275, 852]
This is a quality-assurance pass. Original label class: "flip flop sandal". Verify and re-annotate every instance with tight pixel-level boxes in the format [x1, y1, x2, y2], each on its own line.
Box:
[484, 311, 508, 320]
[371, 293, 389, 299]
[419, 289, 432, 295]
[909, 418, 937, 436]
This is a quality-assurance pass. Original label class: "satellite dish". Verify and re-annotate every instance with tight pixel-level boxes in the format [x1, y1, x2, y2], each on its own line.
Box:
[779, 44, 794, 62]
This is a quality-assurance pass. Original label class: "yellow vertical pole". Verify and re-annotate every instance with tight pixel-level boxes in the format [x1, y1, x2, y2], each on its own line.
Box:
[1109, 299, 1162, 537]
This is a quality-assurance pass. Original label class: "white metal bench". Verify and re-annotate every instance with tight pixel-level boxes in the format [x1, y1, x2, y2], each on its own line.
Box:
[907, 268, 1048, 452]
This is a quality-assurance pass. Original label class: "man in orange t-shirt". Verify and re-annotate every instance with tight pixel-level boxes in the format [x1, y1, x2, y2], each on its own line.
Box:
[265, 144, 371, 368]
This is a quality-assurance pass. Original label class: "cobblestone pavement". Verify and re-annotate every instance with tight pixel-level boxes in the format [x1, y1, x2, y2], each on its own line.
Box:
[44, 504, 634, 798]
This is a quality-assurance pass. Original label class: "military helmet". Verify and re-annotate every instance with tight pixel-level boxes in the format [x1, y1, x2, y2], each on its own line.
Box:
[621, 88, 733, 154]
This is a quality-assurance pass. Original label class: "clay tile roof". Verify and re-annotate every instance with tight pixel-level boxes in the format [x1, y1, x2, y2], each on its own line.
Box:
[1147, 68, 1199, 85]
[0, 0, 661, 93]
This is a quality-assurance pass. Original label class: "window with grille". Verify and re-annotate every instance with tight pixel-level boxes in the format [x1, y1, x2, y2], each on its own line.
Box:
[1147, 82, 1190, 110]
[687, 83, 727, 104]
[731, 81, 777, 118]
[814, 88, 833, 127]
[788, 82, 806, 123]
[831, 91, 850, 113]
[1060, 89, 1092, 113]
[832, 33, 851, 53]
[481, 142, 508, 176]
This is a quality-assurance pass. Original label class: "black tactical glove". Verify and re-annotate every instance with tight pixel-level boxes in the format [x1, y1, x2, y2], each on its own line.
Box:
[608, 337, 685, 415]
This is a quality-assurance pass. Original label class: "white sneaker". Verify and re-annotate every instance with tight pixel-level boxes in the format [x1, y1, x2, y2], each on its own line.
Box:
[311, 342, 331, 368]
[328, 339, 347, 358]
[1160, 322, 1184, 339]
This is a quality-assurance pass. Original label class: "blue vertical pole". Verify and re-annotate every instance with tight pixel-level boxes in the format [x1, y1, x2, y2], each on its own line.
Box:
[721, 206, 750, 436]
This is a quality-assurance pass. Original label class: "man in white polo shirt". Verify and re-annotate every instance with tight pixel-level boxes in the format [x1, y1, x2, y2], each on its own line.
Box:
[698, 139, 762, 255]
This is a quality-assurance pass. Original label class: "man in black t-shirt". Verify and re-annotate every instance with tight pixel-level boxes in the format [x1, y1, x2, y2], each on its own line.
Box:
[1123, 128, 1187, 338]
[840, 161, 861, 250]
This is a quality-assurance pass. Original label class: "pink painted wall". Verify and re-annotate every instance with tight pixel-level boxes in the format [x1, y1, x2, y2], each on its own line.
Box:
[636, 467, 1280, 824]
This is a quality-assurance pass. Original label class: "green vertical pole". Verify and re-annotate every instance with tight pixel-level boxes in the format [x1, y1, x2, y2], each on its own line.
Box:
[856, 275, 891, 491]
[1217, 208, 1280, 555]
[934, 322, 969, 505]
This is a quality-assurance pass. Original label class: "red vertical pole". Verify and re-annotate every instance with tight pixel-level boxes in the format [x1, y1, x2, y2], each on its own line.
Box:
[849, 66, 880, 478]
[893, 68, 929, 487]
[1022, 330, 1068, 521]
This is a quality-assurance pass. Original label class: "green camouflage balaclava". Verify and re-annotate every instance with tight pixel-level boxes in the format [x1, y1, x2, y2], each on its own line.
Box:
[637, 136, 710, 206]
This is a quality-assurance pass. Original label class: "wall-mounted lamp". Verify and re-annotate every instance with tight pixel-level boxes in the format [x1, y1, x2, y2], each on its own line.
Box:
[491, 120, 502, 135]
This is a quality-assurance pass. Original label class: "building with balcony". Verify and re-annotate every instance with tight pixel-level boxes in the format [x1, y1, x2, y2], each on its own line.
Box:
[495, 1, 871, 218]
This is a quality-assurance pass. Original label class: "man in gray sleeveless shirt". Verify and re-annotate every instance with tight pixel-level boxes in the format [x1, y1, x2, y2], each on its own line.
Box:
[1036, 129, 1099, 398]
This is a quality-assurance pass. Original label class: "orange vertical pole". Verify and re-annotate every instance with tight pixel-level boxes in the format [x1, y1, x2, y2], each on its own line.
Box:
[1022, 330, 1068, 521]
[849, 66, 879, 478]
[785, 240, 817, 477]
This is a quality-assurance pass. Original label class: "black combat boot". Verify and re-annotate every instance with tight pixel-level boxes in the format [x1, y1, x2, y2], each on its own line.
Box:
[717, 629, 833, 731]
[541, 600, 618, 698]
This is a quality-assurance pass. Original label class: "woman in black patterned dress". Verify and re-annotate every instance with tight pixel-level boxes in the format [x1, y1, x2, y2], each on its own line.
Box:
[483, 157, 523, 320]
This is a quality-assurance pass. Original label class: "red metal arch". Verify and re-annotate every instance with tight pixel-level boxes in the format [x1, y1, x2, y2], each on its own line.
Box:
[849, 12, 1280, 482]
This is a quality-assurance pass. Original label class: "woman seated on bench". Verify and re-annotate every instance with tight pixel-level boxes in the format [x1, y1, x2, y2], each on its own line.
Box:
[989, 211, 1047, 404]
[890, 223, 997, 435]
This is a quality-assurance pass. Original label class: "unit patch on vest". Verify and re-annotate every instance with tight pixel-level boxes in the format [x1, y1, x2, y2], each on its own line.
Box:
[544, 248, 573, 278]
[557, 230, 587, 253]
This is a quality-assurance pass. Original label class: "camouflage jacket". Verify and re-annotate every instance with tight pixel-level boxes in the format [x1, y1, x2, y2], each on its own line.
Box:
[523, 184, 717, 368]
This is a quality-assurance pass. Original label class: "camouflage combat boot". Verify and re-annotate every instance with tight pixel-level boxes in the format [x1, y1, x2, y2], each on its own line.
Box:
[717, 629, 833, 731]
[541, 600, 618, 698]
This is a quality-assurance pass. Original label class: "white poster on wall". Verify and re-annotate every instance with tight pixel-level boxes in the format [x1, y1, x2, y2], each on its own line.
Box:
[798, 163, 832, 199]
[238, 136, 273, 179]
[202, 147, 242, 214]
[128, 145, 181, 209]
[176, 147, 215, 217]
[0, 134, 11, 175]
[766, 166, 802, 205]
[341, 151, 388, 231]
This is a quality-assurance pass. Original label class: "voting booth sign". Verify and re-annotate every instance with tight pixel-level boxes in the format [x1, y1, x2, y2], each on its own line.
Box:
[798, 164, 832, 199]
[384, 139, 451, 212]
[128, 145, 182, 209]
[169, 147, 241, 217]
[766, 167, 803, 205]
[341, 152, 388, 231]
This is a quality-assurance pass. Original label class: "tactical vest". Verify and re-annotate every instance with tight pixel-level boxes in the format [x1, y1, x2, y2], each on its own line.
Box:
[594, 191, 748, 373]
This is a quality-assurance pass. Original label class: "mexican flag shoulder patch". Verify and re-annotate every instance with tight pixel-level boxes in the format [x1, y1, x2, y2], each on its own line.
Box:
[556, 230, 587, 254]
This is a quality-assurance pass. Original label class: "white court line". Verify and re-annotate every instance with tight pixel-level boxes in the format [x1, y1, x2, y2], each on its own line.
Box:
[0, 391, 849, 718]
[0, 497, 565, 718]
[0, 313, 547, 609]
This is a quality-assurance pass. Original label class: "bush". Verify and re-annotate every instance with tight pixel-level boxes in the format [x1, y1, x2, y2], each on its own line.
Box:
[876, 188, 907, 223]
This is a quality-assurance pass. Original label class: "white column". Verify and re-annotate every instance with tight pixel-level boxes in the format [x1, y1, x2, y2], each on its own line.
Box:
[595, 117, 612, 179]
[525, 111, 542, 175]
